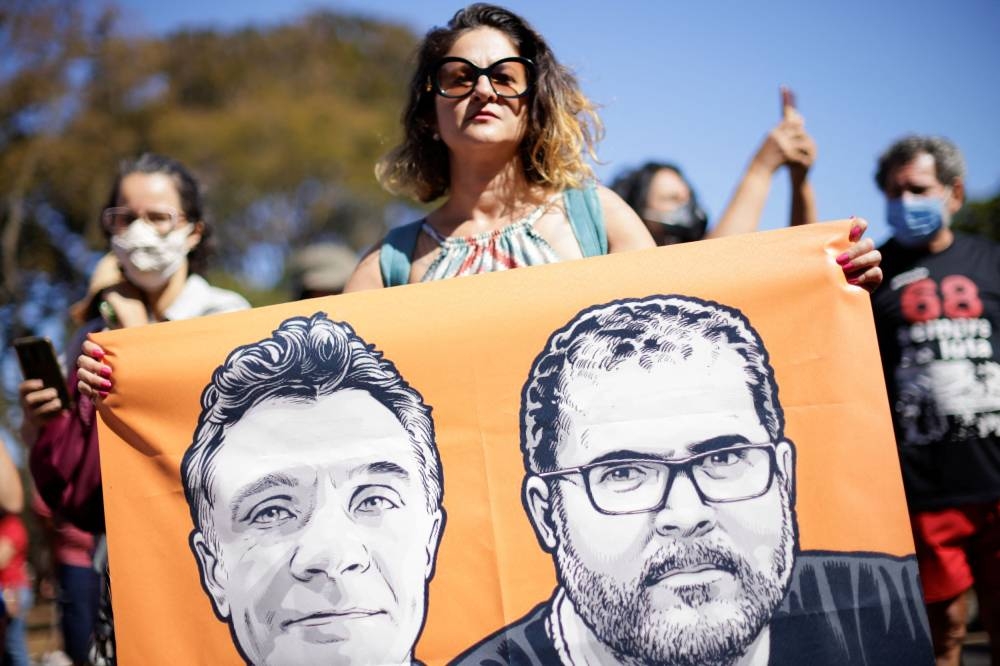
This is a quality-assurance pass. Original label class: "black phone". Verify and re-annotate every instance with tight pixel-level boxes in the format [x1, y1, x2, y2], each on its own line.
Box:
[13, 336, 72, 409]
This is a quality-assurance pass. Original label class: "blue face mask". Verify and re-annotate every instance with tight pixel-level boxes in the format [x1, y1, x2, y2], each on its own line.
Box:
[886, 196, 945, 247]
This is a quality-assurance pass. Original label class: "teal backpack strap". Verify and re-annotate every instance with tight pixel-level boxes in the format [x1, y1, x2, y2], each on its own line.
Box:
[563, 184, 608, 257]
[379, 220, 424, 287]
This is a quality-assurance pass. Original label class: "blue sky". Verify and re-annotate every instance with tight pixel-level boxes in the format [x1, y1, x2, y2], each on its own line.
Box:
[107, 0, 1000, 243]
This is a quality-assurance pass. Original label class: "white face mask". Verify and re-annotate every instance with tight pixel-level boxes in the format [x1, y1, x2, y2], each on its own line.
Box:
[110, 220, 191, 291]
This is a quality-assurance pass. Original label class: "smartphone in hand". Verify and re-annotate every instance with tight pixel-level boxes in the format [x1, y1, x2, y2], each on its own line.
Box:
[14, 336, 72, 409]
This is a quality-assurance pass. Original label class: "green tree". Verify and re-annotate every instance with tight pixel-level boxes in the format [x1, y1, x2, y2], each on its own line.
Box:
[954, 188, 1000, 243]
[2, 1, 422, 436]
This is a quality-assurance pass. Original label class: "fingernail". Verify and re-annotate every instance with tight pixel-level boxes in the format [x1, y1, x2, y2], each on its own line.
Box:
[100, 379, 112, 390]
[99, 366, 112, 379]
[98, 391, 109, 399]
[836, 252, 851, 265]
[847, 278, 860, 285]
[841, 262, 855, 272]
[850, 226, 862, 242]
[92, 347, 105, 360]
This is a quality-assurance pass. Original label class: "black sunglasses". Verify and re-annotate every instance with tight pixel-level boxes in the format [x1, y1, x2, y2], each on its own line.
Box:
[427, 56, 535, 99]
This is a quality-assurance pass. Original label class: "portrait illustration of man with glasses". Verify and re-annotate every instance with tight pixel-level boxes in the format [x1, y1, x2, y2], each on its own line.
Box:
[181, 312, 444, 666]
[454, 295, 932, 666]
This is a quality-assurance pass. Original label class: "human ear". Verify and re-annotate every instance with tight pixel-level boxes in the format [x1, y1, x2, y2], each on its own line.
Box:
[523, 475, 558, 552]
[775, 440, 796, 499]
[424, 508, 446, 580]
[191, 530, 230, 620]
[946, 179, 965, 216]
[185, 221, 204, 252]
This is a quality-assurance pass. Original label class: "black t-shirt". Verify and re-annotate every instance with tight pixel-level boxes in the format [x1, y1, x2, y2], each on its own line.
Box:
[872, 232, 1000, 510]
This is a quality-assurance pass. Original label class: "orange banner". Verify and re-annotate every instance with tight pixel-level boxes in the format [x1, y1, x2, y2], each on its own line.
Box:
[95, 220, 930, 665]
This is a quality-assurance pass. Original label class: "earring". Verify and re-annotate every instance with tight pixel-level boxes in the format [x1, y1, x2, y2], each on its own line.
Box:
[432, 132, 441, 141]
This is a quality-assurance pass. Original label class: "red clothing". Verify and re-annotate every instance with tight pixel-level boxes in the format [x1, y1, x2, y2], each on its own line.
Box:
[32, 492, 94, 569]
[910, 499, 1000, 603]
[30, 364, 105, 535]
[0, 514, 29, 589]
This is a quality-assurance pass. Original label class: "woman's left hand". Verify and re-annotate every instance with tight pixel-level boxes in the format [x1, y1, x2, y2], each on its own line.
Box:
[837, 218, 882, 293]
[77, 339, 111, 400]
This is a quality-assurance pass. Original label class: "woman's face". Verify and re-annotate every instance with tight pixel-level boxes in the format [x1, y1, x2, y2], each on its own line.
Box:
[643, 169, 692, 245]
[645, 169, 691, 216]
[433, 27, 530, 158]
[115, 172, 202, 252]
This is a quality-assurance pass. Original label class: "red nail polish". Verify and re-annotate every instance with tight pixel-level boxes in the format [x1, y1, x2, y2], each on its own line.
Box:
[850, 226, 862, 242]
[836, 252, 851, 265]
[100, 379, 113, 390]
[847, 278, 860, 285]
[92, 347, 105, 360]
[99, 366, 112, 379]
[841, 262, 855, 272]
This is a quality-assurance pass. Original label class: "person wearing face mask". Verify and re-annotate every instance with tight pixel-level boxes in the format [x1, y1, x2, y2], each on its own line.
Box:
[611, 92, 819, 246]
[21, 153, 249, 489]
[610, 162, 709, 245]
[19, 153, 249, 664]
[870, 135, 1000, 666]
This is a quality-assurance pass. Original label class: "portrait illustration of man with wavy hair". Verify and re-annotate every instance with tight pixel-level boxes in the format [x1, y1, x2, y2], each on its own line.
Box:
[181, 312, 444, 666]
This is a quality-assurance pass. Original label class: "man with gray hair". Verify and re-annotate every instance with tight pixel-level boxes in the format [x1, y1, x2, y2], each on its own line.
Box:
[455, 295, 931, 666]
[181, 312, 444, 666]
[871, 135, 1000, 665]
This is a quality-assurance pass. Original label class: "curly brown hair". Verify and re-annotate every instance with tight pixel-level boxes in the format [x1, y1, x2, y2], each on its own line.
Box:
[376, 3, 602, 203]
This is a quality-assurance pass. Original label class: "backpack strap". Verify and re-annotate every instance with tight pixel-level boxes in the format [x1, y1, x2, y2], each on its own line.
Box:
[379, 220, 424, 287]
[563, 184, 608, 257]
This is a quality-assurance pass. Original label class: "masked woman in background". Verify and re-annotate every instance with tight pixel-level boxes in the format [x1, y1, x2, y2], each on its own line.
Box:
[611, 99, 820, 246]
[18, 153, 249, 663]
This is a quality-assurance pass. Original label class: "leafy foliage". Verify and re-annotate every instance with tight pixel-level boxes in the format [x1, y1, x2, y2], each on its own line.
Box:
[1, 1, 420, 435]
[954, 189, 1000, 243]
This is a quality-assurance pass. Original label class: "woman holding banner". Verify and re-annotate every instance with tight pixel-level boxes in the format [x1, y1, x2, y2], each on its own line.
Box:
[342, 3, 879, 291]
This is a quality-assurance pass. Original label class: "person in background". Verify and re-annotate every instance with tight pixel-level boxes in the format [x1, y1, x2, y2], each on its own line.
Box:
[0, 444, 22, 517]
[611, 88, 818, 246]
[342, 5, 875, 292]
[288, 242, 358, 299]
[21, 152, 250, 532]
[0, 512, 31, 666]
[0, 441, 20, 654]
[34, 493, 99, 666]
[869, 134, 1000, 666]
[19, 152, 250, 664]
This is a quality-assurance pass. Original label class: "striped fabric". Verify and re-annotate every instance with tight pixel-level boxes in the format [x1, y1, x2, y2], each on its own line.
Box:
[420, 200, 560, 282]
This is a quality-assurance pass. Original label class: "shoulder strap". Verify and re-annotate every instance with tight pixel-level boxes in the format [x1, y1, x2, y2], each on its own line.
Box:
[563, 184, 608, 257]
[379, 220, 424, 287]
